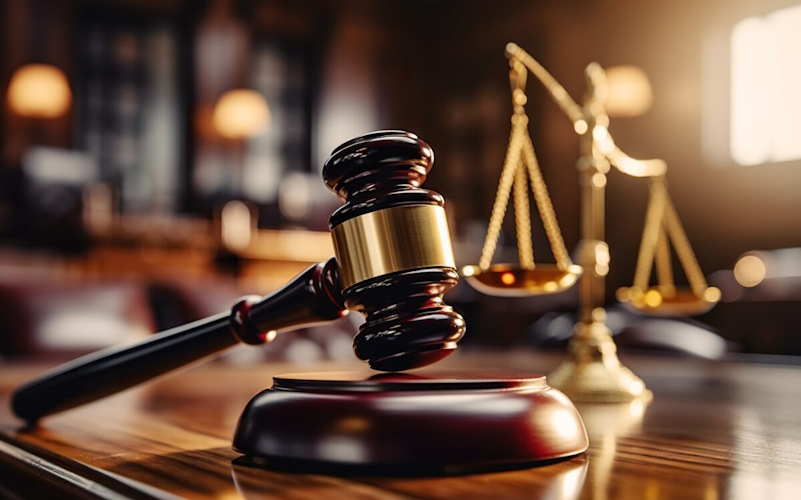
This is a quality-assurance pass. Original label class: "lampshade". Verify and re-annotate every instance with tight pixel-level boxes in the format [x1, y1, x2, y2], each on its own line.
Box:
[212, 89, 270, 139]
[7, 64, 72, 118]
[603, 65, 653, 117]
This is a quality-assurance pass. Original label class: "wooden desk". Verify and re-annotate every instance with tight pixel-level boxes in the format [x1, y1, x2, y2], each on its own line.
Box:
[1, 352, 801, 499]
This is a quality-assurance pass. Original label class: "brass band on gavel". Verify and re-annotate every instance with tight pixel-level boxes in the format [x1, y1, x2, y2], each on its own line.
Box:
[331, 205, 456, 290]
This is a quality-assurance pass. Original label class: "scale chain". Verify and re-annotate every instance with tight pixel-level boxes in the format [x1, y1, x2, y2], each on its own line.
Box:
[513, 158, 535, 269]
[655, 225, 674, 293]
[479, 121, 526, 270]
[633, 178, 667, 291]
[663, 194, 709, 296]
[520, 130, 572, 270]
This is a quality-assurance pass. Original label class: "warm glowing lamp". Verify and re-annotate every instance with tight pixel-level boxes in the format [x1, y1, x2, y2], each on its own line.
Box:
[7, 64, 72, 118]
[603, 65, 653, 117]
[212, 89, 270, 139]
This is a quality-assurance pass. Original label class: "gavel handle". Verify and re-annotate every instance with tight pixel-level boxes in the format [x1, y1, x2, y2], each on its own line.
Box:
[12, 258, 346, 422]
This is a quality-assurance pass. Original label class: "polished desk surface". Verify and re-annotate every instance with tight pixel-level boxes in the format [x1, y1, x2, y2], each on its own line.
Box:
[1, 350, 801, 499]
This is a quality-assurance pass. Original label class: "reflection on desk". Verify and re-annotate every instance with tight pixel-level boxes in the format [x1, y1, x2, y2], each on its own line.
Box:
[1, 352, 801, 499]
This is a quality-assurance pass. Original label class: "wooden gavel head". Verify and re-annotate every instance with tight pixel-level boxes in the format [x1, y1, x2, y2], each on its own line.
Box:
[323, 130, 466, 371]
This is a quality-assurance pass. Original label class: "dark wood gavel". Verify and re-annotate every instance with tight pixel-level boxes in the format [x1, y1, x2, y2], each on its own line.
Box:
[12, 131, 466, 422]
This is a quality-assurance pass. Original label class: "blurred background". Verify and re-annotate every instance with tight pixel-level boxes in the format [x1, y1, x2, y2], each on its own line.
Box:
[2, 0, 801, 363]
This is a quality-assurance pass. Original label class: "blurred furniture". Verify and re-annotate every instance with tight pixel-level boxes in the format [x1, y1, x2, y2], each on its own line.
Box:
[0, 223, 347, 364]
[0, 270, 357, 365]
[612, 316, 729, 359]
[0, 279, 155, 359]
[80, 209, 333, 289]
[527, 305, 730, 360]
[1, 352, 800, 497]
[20, 147, 97, 251]
[700, 264, 801, 356]
[147, 278, 245, 330]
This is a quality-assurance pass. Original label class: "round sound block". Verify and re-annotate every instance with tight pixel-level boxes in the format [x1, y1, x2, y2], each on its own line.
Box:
[232, 371, 588, 475]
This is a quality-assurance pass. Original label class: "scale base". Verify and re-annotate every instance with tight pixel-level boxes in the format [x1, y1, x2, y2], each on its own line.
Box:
[548, 320, 653, 404]
[232, 371, 588, 475]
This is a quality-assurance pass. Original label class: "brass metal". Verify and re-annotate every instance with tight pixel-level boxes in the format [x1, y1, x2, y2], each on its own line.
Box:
[505, 43, 666, 178]
[618, 176, 721, 315]
[464, 44, 718, 401]
[547, 311, 653, 403]
[616, 287, 721, 316]
[464, 56, 580, 297]
[331, 205, 456, 289]
[463, 263, 583, 297]
[542, 58, 652, 402]
[488, 44, 717, 402]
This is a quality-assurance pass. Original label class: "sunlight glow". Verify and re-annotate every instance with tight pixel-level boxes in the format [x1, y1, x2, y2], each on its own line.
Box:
[730, 5, 801, 166]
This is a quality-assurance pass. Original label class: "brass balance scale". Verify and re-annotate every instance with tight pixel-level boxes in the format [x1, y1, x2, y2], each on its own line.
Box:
[463, 43, 721, 402]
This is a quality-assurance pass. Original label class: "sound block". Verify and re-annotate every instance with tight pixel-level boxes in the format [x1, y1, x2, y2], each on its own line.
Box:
[232, 371, 588, 475]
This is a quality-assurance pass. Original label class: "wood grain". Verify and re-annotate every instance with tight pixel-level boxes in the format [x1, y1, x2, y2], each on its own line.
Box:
[2, 352, 801, 499]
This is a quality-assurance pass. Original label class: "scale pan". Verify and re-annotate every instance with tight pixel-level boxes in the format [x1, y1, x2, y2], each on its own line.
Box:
[462, 263, 582, 297]
[617, 286, 721, 316]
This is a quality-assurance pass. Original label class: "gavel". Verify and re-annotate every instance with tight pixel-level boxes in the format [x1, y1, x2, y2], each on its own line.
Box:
[12, 130, 466, 422]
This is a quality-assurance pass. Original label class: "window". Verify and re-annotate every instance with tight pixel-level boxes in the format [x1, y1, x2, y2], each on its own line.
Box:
[730, 4, 801, 166]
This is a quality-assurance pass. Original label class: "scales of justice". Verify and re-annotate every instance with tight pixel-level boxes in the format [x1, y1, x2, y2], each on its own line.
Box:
[463, 43, 721, 403]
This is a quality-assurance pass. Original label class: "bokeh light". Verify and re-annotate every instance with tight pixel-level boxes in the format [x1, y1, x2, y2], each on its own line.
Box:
[7, 64, 72, 118]
[604, 65, 653, 117]
[212, 89, 270, 139]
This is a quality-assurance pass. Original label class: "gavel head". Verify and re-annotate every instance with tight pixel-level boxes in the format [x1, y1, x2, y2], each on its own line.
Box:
[323, 130, 466, 371]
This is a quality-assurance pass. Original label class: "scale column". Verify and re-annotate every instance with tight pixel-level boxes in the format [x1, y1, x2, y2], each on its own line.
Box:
[547, 74, 651, 402]
[576, 154, 610, 325]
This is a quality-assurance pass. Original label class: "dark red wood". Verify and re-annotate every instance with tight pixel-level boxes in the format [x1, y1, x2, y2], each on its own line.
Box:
[233, 370, 588, 475]
[323, 131, 466, 371]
